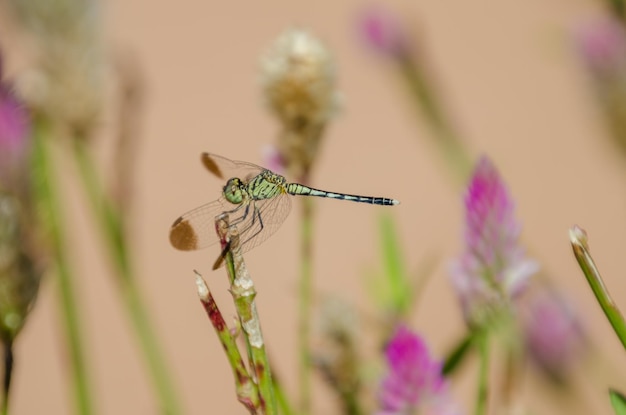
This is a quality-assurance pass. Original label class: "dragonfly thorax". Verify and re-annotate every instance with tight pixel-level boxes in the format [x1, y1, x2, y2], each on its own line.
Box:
[223, 177, 245, 204]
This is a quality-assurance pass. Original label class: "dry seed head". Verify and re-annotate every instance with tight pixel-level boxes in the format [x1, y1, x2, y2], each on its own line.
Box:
[9, 0, 105, 135]
[260, 29, 340, 178]
[261, 28, 339, 128]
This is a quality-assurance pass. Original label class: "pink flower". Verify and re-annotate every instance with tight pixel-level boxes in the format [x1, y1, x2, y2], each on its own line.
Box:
[450, 157, 538, 325]
[261, 144, 286, 175]
[575, 17, 626, 78]
[358, 6, 411, 59]
[522, 290, 587, 379]
[377, 325, 462, 415]
[0, 70, 30, 188]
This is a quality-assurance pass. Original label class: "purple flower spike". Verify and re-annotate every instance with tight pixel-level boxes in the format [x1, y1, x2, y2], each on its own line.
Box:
[576, 17, 626, 77]
[358, 6, 410, 59]
[450, 157, 538, 325]
[377, 325, 461, 415]
[522, 291, 586, 378]
[0, 83, 30, 187]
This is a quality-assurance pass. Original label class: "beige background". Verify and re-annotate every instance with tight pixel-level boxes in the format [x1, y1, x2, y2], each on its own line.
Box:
[6, 0, 626, 413]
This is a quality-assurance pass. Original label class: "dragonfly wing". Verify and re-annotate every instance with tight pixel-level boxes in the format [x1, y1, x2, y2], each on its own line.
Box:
[201, 153, 266, 182]
[169, 197, 237, 251]
[236, 192, 292, 254]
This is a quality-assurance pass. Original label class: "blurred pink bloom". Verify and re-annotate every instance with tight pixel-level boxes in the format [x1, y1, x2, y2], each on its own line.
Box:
[261, 144, 286, 175]
[377, 325, 462, 415]
[358, 6, 410, 58]
[522, 290, 586, 378]
[0, 62, 30, 187]
[575, 17, 626, 77]
[450, 157, 538, 325]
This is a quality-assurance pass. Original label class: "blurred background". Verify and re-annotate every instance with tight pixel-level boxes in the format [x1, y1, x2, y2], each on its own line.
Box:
[1, 0, 626, 414]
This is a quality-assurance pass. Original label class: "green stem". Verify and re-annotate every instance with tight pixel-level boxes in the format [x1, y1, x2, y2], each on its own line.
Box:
[32, 121, 97, 415]
[125, 278, 181, 414]
[71, 139, 182, 414]
[398, 57, 473, 184]
[341, 389, 361, 415]
[1, 341, 13, 415]
[474, 331, 489, 415]
[71, 140, 128, 278]
[195, 273, 259, 411]
[273, 375, 296, 415]
[218, 217, 277, 414]
[298, 197, 313, 415]
[570, 226, 626, 349]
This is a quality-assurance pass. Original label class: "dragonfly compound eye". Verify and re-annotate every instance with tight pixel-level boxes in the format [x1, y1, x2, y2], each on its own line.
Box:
[224, 178, 244, 204]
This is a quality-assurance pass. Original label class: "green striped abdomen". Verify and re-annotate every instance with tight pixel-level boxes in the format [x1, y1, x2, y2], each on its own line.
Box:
[286, 183, 399, 206]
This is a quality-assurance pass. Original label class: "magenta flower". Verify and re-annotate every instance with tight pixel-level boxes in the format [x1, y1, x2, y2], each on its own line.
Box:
[0, 60, 30, 187]
[261, 144, 286, 175]
[377, 325, 461, 415]
[450, 157, 538, 326]
[575, 17, 626, 78]
[358, 6, 411, 59]
[522, 290, 586, 379]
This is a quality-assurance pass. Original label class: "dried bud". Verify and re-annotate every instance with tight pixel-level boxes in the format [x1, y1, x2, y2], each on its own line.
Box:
[260, 28, 340, 179]
[0, 192, 41, 343]
[9, 0, 105, 136]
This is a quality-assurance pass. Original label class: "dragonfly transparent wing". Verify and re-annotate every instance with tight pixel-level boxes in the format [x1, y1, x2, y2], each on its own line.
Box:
[170, 192, 292, 254]
[236, 191, 292, 254]
[169, 197, 241, 251]
[201, 153, 266, 183]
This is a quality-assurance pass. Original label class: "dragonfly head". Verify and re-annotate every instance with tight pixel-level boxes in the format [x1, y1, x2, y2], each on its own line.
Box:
[223, 178, 244, 204]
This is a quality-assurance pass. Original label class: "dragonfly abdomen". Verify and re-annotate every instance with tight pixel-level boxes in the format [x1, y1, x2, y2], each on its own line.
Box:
[286, 183, 399, 206]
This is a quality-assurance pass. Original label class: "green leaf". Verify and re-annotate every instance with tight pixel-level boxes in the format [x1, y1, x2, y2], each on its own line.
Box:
[379, 214, 411, 316]
[443, 332, 475, 376]
[610, 389, 626, 415]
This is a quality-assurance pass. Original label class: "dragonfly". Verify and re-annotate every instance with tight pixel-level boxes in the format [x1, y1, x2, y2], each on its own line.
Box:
[169, 153, 399, 264]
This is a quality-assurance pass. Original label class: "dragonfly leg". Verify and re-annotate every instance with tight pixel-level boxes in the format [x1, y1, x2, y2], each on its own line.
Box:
[220, 203, 248, 227]
[211, 204, 248, 270]
[216, 203, 249, 226]
[240, 204, 264, 247]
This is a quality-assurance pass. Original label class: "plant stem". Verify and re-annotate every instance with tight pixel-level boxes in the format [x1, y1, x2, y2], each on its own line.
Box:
[217, 216, 277, 415]
[272, 374, 296, 415]
[570, 226, 626, 349]
[195, 272, 259, 412]
[474, 331, 489, 415]
[72, 139, 182, 414]
[32, 120, 96, 415]
[379, 214, 410, 317]
[298, 197, 313, 415]
[1, 341, 13, 415]
[398, 56, 473, 184]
